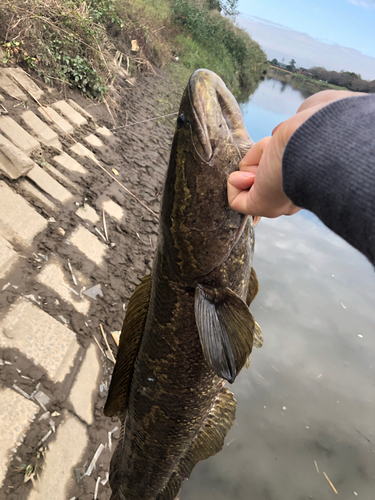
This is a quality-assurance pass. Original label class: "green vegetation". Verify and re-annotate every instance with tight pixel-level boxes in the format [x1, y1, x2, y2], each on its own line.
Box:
[0, 0, 267, 100]
[270, 58, 374, 93]
[172, 0, 266, 96]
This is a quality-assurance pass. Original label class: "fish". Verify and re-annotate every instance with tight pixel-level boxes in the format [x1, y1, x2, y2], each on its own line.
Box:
[104, 68, 263, 500]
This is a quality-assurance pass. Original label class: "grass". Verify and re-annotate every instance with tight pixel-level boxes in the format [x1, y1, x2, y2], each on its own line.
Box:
[0, 0, 267, 100]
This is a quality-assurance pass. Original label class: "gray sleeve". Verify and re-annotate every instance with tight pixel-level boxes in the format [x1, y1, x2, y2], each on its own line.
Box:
[282, 94, 375, 265]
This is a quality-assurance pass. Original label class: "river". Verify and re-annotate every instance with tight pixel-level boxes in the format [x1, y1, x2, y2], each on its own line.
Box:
[183, 77, 375, 499]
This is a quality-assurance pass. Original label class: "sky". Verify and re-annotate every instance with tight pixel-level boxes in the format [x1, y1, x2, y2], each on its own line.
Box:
[236, 0, 375, 80]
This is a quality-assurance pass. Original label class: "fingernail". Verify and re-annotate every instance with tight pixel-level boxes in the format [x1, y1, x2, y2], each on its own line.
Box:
[241, 172, 255, 178]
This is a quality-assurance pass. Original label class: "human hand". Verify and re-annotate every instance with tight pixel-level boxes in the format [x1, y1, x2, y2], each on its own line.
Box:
[228, 90, 363, 218]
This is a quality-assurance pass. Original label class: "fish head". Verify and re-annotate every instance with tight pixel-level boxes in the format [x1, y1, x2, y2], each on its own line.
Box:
[159, 69, 254, 283]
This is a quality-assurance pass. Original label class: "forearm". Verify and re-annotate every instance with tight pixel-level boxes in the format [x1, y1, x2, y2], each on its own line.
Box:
[282, 95, 375, 265]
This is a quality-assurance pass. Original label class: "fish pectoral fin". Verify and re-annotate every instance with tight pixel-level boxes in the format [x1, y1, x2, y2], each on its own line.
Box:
[194, 284, 256, 383]
[246, 266, 259, 306]
[104, 274, 152, 417]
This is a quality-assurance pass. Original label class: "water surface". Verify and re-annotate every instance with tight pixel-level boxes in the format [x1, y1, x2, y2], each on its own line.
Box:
[183, 78, 375, 499]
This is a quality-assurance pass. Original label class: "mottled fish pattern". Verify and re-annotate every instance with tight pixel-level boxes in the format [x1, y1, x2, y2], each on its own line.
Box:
[104, 69, 263, 500]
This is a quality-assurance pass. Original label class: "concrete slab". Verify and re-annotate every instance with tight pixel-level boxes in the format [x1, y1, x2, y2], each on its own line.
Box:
[0, 235, 19, 280]
[0, 116, 40, 155]
[69, 343, 100, 425]
[22, 110, 62, 150]
[53, 152, 87, 175]
[0, 181, 47, 248]
[37, 258, 90, 315]
[67, 99, 95, 121]
[0, 388, 39, 487]
[18, 179, 58, 213]
[37, 106, 74, 134]
[76, 204, 100, 224]
[4, 68, 44, 100]
[44, 162, 78, 191]
[0, 298, 79, 382]
[0, 71, 27, 101]
[28, 412, 88, 500]
[84, 133, 104, 148]
[68, 225, 107, 265]
[95, 126, 114, 138]
[0, 134, 35, 179]
[70, 142, 95, 159]
[27, 165, 73, 204]
[102, 198, 124, 222]
[52, 100, 87, 127]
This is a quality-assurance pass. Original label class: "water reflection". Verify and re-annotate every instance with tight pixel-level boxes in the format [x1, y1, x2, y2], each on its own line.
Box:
[182, 78, 375, 499]
[240, 77, 309, 142]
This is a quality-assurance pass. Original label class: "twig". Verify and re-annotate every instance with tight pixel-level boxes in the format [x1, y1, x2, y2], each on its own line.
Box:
[67, 259, 77, 286]
[102, 209, 108, 242]
[93, 335, 106, 357]
[314, 460, 319, 473]
[100, 324, 115, 362]
[103, 97, 116, 126]
[323, 472, 338, 494]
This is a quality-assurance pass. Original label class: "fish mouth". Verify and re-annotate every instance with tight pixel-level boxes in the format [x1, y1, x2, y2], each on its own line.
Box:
[187, 69, 253, 162]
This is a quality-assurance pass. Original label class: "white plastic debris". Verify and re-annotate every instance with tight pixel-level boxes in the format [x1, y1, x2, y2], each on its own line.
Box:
[101, 472, 109, 486]
[94, 477, 101, 499]
[38, 411, 50, 421]
[85, 444, 105, 476]
[38, 430, 52, 447]
[12, 384, 31, 399]
[358, 334, 363, 338]
[83, 284, 103, 300]
[34, 390, 50, 411]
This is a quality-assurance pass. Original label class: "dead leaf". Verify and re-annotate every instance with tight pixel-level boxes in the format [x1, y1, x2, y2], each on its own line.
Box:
[131, 39, 139, 52]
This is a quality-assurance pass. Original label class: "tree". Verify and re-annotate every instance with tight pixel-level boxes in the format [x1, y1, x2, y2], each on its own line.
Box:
[286, 58, 296, 72]
[206, 0, 239, 16]
[270, 58, 278, 66]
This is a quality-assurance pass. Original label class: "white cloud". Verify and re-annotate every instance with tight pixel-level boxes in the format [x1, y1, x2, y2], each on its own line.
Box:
[347, 0, 375, 8]
[237, 15, 375, 80]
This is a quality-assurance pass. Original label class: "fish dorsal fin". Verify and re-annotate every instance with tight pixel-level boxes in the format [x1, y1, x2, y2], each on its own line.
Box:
[104, 275, 152, 417]
[157, 386, 237, 500]
[246, 267, 259, 306]
[195, 285, 256, 384]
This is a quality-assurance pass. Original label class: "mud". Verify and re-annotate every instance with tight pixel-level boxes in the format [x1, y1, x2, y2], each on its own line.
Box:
[0, 65, 186, 499]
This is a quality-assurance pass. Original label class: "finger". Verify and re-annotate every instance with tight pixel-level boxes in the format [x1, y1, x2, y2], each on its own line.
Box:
[228, 171, 256, 190]
[227, 172, 255, 207]
[239, 137, 271, 169]
[228, 186, 254, 215]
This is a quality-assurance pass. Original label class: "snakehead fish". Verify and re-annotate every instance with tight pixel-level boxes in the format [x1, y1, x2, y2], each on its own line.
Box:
[104, 68, 263, 500]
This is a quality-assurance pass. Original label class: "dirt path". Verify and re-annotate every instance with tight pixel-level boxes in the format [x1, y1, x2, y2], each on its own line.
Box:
[0, 64, 185, 499]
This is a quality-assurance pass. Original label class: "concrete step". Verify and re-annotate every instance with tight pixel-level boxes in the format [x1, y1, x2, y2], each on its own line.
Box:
[0, 388, 39, 487]
[0, 181, 47, 248]
[0, 298, 79, 383]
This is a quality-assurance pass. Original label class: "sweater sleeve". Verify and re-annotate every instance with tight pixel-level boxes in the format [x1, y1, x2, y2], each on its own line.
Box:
[282, 94, 375, 265]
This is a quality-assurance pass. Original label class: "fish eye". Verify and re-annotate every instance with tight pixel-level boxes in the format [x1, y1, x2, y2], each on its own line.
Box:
[176, 113, 185, 129]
